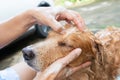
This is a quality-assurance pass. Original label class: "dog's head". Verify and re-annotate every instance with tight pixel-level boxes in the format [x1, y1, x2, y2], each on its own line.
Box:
[22, 25, 98, 71]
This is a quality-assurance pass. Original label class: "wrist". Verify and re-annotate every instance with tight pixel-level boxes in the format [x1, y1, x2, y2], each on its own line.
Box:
[23, 10, 37, 27]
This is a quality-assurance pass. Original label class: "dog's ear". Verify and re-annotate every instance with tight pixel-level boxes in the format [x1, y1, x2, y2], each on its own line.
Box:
[92, 38, 106, 66]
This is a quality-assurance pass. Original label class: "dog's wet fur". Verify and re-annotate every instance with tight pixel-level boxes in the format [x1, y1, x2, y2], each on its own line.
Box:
[22, 25, 120, 80]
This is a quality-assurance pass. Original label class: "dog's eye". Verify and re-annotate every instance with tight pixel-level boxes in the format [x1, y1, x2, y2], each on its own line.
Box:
[58, 42, 66, 46]
[58, 42, 74, 48]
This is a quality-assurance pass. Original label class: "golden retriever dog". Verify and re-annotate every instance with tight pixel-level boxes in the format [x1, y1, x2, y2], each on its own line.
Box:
[22, 24, 120, 80]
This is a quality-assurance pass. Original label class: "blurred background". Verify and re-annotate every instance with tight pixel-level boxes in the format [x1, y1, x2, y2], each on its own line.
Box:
[0, 0, 120, 70]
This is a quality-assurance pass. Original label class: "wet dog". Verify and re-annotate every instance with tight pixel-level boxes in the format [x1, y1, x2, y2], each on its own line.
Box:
[22, 25, 120, 80]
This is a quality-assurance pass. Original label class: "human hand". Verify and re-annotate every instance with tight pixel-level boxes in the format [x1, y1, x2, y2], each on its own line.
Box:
[34, 48, 91, 80]
[30, 7, 85, 33]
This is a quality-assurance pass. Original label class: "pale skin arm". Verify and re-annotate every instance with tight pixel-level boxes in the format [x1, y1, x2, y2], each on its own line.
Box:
[0, 7, 87, 80]
[34, 48, 82, 80]
[11, 62, 36, 80]
[11, 49, 91, 80]
[34, 48, 91, 80]
[0, 10, 37, 80]
[0, 11, 36, 48]
[0, 7, 85, 49]
[12, 49, 82, 80]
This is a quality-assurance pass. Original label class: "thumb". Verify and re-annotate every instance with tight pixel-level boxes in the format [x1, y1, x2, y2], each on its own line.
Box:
[60, 48, 82, 67]
[46, 17, 65, 34]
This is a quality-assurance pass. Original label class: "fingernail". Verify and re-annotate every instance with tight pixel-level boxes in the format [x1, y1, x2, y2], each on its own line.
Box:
[78, 24, 83, 31]
[60, 30, 66, 34]
[74, 48, 82, 56]
[57, 27, 66, 34]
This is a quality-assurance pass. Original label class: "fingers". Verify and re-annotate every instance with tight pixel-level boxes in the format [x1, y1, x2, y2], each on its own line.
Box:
[45, 16, 66, 34]
[71, 11, 86, 29]
[47, 48, 81, 73]
[72, 61, 91, 71]
[47, 48, 82, 74]
[34, 7, 85, 33]
[31, 8, 65, 34]
[59, 48, 82, 67]
[66, 61, 91, 77]
[56, 10, 85, 31]
[48, 48, 82, 79]
[67, 10, 85, 31]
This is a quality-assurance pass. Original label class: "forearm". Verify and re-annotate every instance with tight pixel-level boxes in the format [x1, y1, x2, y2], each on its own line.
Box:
[0, 10, 36, 48]
[11, 62, 37, 80]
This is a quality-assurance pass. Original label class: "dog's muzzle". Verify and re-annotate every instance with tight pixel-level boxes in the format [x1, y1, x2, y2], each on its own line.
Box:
[22, 46, 35, 60]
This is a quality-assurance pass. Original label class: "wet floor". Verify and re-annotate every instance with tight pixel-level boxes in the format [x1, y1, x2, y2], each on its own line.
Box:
[0, 0, 120, 70]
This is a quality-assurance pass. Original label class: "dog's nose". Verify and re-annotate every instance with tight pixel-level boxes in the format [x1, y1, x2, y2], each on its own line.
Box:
[22, 46, 35, 60]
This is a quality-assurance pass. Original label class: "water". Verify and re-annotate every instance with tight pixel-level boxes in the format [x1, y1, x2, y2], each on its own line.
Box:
[73, 0, 120, 30]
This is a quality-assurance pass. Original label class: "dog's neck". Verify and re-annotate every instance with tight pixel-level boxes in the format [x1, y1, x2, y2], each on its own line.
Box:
[88, 38, 120, 80]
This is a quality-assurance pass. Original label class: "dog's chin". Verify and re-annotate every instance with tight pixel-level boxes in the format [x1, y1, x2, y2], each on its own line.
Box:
[25, 61, 40, 72]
